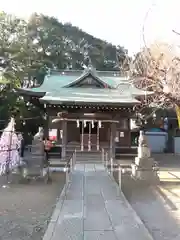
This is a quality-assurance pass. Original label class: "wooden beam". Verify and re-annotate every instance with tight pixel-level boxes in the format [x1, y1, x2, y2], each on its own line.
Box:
[51, 118, 119, 123]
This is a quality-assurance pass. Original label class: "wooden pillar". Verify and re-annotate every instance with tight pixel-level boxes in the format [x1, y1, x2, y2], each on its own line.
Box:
[97, 121, 100, 151]
[110, 122, 116, 159]
[57, 129, 60, 141]
[81, 121, 84, 151]
[44, 113, 49, 139]
[56, 121, 61, 141]
[43, 104, 49, 139]
[127, 118, 131, 147]
[62, 120, 67, 159]
[88, 121, 91, 151]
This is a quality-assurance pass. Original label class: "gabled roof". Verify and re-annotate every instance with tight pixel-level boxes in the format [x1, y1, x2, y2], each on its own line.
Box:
[16, 67, 153, 106]
[63, 67, 113, 88]
[39, 88, 140, 105]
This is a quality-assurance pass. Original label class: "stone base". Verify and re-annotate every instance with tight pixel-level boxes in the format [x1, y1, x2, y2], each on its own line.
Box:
[131, 164, 159, 183]
[137, 146, 151, 158]
[135, 157, 154, 168]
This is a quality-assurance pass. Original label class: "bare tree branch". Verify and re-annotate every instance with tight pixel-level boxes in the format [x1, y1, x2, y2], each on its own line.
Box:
[131, 43, 180, 108]
[172, 29, 180, 36]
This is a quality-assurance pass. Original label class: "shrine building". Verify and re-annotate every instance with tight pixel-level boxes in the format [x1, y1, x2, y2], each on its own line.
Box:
[17, 66, 148, 160]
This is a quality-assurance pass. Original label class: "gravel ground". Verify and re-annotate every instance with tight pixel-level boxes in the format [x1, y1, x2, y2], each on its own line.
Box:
[0, 172, 65, 240]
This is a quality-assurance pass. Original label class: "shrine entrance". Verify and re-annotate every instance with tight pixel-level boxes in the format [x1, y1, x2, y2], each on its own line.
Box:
[79, 120, 101, 151]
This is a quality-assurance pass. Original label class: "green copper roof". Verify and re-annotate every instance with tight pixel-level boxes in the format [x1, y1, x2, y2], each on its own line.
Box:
[40, 88, 140, 105]
[17, 68, 151, 105]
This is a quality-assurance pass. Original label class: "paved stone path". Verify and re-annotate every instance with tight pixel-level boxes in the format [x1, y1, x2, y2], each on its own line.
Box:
[43, 163, 153, 240]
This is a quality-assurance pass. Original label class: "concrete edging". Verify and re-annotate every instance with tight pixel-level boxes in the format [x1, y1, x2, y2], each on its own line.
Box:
[43, 180, 70, 240]
[107, 170, 154, 240]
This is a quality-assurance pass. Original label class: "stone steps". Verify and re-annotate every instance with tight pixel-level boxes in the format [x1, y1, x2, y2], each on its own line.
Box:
[75, 151, 102, 163]
[115, 147, 137, 160]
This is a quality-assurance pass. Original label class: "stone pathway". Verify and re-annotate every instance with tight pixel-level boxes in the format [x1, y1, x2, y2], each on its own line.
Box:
[43, 163, 153, 240]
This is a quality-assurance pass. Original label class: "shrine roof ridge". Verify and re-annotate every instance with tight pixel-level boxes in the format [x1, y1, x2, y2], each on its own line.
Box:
[50, 69, 123, 77]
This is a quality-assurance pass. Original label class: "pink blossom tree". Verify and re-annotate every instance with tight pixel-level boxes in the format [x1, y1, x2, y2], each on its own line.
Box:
[0, 118, 21, 176]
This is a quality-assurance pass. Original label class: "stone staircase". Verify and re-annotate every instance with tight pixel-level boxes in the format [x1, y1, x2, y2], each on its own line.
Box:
[49, 150, 102, 169]
[48, 145, 62, 160]
[75, 150, 102, 163]
[115, 147, 137, 160]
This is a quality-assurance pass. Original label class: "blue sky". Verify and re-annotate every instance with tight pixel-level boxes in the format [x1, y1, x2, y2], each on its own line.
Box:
[1, 0, 180, 55]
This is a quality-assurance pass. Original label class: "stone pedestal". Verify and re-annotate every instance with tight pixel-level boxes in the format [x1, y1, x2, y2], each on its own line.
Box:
[22, 131, 46, 179]
[131, 157, 157, 181]
[137, 146, 151, 158]
[131, 131, 159, 183]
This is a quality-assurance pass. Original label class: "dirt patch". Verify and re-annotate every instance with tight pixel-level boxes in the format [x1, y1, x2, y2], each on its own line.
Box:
[0, 172, 65, 240]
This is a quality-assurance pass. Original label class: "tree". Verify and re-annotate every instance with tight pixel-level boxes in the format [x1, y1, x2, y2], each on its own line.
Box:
[128, 42, 180, 120]
[0, 11, 128, 132]
[27, 14, 127, 71]
[0, 12, 45, 130]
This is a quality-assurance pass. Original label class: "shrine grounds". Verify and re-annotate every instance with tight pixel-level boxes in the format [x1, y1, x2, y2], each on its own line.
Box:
[0, 172, 65, 240]
[0, 154, 180, 239]
[115, 153, 180, 240]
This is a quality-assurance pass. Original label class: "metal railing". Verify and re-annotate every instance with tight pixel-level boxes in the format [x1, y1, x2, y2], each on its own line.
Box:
[65, 149, 76, 188]
[101, 148, 109, 168]
[101, 147, 122, 190]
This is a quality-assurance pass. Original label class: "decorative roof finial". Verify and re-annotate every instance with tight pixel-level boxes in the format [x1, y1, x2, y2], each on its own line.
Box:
[87, 56, 92, 69]
[83, 43, 93, 70]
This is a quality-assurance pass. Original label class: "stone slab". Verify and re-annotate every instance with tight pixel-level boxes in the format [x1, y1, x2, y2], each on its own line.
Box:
[43, 163, 153, 240]
[84, 230, 117, 240]
[60, 200, 83, 216]
[51, 217, 83, 240]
